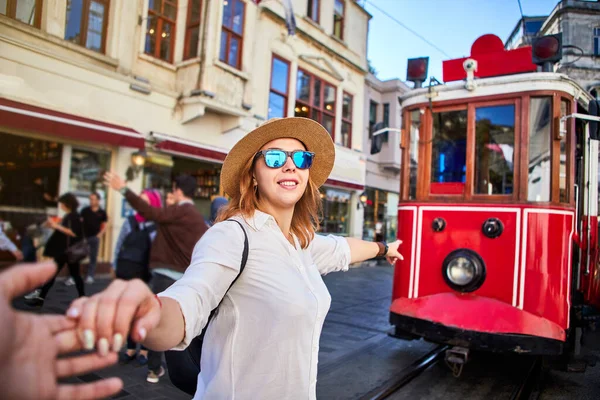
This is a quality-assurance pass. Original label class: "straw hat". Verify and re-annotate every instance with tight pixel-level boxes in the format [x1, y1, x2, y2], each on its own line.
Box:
[221, 117, 335, 197]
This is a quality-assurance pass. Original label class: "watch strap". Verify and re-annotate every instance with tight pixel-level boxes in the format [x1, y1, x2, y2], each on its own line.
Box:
[376, 241, 388, 257]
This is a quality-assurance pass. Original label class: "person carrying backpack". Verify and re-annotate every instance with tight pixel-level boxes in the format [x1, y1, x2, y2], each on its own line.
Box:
[64, 118, 404, 399]
[113, 189, 162, 365]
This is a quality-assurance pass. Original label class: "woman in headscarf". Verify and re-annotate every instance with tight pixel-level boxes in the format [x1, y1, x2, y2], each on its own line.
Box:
[113, 189, 162, 365]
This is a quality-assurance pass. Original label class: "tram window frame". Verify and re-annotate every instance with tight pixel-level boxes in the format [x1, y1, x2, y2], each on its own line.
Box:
[471, 99, 520, 202]
[556, 96, 573, 204]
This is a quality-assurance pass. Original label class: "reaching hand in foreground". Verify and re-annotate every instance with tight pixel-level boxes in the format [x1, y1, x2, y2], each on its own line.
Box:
[0, 262, 123, 400]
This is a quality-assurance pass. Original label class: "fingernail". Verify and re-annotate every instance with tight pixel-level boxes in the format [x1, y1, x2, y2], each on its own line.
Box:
[98, 338, 109, 356]
[112, 333, 123, 352]
[82, 329, 95, 350]
[67, 308, 79, 318]
[138, 327, 147, 341]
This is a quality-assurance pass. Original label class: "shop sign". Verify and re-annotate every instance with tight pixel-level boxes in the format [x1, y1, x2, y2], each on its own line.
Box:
[325, 189, 351, 203]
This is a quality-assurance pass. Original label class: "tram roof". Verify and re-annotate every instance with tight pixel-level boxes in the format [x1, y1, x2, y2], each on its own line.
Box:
[399, 73, 593, 111]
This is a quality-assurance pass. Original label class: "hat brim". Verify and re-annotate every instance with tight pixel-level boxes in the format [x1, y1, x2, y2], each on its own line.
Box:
[221, 117, 335, 198]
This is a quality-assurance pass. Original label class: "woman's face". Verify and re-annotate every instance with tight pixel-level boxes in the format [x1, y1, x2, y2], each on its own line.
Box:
[59, 202, 69, 213]
[253, 138, 310, 212]
[140, 193, 150, 204]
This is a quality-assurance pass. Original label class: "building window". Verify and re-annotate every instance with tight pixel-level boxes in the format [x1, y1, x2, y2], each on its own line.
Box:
[0, 0, 42, 28]
[333, 0, 344, 40]
[341, 92, 353, 148]
[184, 0, 201, 60]
[382, 103, 390, 142]
[220, 0, 245, 69]
[294, 69, 336, 138]
[369, 101, 378, 138]
[594, 27, 600, 56]
[307, 0, 318, 23]
[268, 56, 290, 120]
[145, 0, 177, 63]
[64, 0, 110, 53]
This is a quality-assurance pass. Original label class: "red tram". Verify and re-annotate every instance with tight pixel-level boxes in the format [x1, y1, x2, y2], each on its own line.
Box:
[377, 34, 600, 360]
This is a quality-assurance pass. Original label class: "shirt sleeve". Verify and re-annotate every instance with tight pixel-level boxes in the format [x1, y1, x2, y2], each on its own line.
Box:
[158, 220, 245, 350]
[0, 227, 18, 252]
[309, 234, 351, 275]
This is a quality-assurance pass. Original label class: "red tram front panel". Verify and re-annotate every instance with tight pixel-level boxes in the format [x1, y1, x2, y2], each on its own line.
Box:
[393, 204, 574, 342]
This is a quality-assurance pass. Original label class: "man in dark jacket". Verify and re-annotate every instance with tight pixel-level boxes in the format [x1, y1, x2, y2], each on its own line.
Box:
[104, 172, 208, 383]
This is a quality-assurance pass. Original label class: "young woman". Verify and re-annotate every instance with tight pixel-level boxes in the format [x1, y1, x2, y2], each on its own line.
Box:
[113, 189, 162, 365]
[65, 117, 403, 399]
[27, 193, 85, 306]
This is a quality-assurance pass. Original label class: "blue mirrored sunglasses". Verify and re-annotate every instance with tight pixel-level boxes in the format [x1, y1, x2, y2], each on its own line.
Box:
[255, 149, 315, 170]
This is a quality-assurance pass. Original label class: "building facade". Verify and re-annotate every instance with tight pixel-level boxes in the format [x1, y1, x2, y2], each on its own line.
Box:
[505, 0, 600, 93]
[0, 0, 371, 266]
[362, 73, 409, 243]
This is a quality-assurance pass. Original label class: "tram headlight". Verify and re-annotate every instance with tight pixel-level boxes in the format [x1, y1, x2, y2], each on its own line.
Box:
[442, 249, 486, 293]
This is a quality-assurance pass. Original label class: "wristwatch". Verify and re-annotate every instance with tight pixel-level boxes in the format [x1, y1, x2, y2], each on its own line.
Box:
[118, 187, 128, 196]
[376, 241, 389, 257]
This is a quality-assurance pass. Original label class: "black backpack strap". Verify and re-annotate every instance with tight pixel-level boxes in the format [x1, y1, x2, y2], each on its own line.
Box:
[127, 215, 139, 232]
[225, 219, 249, 288]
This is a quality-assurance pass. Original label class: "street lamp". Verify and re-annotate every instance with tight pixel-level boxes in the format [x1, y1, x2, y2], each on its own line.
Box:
[126, 149, 148, 181]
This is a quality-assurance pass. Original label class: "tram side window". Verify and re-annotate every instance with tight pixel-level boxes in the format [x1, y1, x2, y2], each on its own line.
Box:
[528, 97, 552, 202]
[431, 110, 468, 194]
[474, 105, 515, 195]
[408, 110, 420, 199]
[559, 99, 568, 203]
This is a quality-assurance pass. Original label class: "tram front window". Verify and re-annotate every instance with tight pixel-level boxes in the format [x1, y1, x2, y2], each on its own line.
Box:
[474, 105, 515, 195]
[528, 97, 552, 202]
[431, 110, 467, 194]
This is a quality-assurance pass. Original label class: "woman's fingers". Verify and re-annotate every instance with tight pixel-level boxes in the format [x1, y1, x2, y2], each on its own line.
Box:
[95, 280, 128, 355]
[55, 352, 118, 378]
[55, 329, 82, 355]
[114, 280, 159, 344]
[78, 295, 100, 351]
[66, 296, 89, 319]
[55, 378, 123, 400]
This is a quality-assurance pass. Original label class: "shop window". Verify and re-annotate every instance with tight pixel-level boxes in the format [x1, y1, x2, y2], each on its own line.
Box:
[528, 97, 552, 202]
[333, 0, 344, 40]
[220, 0, 244, 69]
[559, 99, 569, 202]
[341, 92, 353, 148]
[0, 132, 62, 236]
[320, 188, 350, 235]
[145, 0, 177, 63]
[369, 101, 378, 138]
[64, 0, 110, 53]
[307, 0, 318, 23]
[69, 148, 110, 209]
[184, 0, 202, 60]
[294, 69, 336, 138]
[1, 0, 42, 28]
[408, 110, 420, 200]
[474, 104, 515, 195]
[268, 56, 290, 119]
[382, 103, 390, 143]
[430, 110, 468, 195]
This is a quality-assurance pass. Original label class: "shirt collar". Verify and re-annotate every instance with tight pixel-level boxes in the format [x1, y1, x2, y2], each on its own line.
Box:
[244, 210, 275, 231]
[178, 199, 194, 206]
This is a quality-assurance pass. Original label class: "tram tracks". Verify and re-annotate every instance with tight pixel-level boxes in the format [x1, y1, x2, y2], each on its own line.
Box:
[358, 345, 448, 400]
[509, 357, 544, 400]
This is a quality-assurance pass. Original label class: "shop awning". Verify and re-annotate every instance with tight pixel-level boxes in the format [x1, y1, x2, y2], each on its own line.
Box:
[325, 178, 365, 191]
[152, 132, 228, 163]
[0, 97, 145, 148]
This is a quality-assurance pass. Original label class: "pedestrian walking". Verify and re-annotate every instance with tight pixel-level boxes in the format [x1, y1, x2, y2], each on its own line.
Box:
[0, 220, 23, 262]
[65, 118, 402, 399]
[113, 189, 162, 366]
[103, 172, 208, 383]
[26, 193, 86, 306]
[66, 192, 107, 285]
[207, 196, 228, 227]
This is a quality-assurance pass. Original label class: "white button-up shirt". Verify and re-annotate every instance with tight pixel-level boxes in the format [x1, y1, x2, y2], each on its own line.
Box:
[159, 211, 351, 399]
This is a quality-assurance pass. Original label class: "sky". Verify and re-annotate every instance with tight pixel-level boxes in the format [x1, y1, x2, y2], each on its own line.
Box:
[363, 0, 559, 84]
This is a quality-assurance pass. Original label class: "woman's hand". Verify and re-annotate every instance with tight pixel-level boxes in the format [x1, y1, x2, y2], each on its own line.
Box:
[66, 279, 162, 356]
[103, 172, 126, 192]
[46, 217, 58, 229]
[385, 240, 404, 265]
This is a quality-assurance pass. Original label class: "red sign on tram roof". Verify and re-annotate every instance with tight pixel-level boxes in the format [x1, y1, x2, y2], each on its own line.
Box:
[442, 34, 538, 83]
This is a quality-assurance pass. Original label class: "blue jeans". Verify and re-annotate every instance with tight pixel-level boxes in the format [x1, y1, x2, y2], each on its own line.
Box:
[87, 236, 100, 278]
